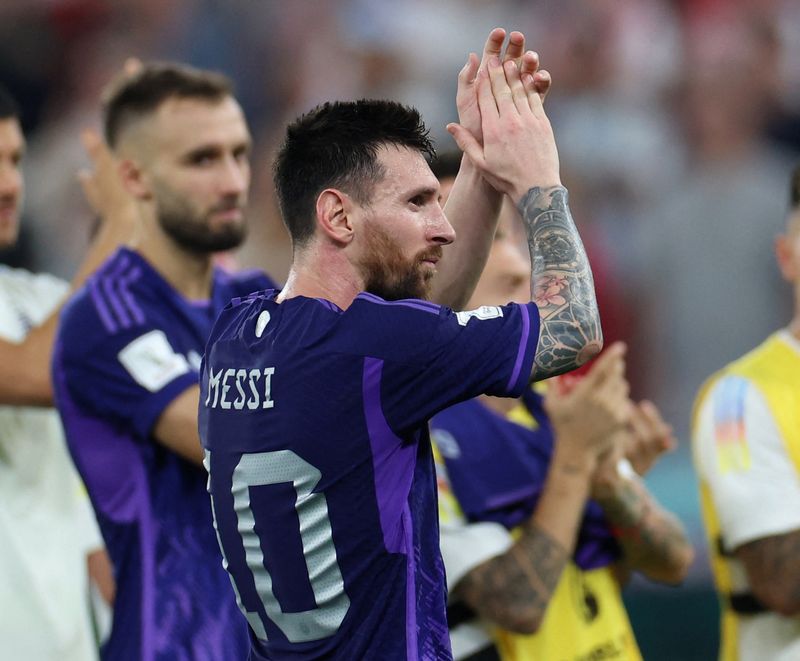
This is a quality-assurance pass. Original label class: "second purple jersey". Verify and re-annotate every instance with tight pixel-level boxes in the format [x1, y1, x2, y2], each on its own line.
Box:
[52, 247, 275, 661]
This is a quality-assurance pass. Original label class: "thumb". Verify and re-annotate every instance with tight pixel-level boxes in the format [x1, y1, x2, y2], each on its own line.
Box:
[446, 123, 485, 168]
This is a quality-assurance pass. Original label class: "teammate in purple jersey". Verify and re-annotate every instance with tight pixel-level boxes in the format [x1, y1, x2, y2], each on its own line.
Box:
[201, 29, 601, 660]
[52, 63, 275, 660]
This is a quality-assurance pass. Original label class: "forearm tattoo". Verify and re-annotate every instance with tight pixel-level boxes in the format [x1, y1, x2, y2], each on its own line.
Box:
[596, 478, 692, 583]
[454, 522, 568, 633]
[519, 186, 602, 379]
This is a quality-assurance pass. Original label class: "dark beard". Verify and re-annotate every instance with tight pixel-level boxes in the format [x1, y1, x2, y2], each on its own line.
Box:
[359, 223, 440, 301]
[156, 188, 247, 254]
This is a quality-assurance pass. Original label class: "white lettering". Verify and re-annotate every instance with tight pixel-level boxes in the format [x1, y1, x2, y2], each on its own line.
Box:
[206, 367, 224, 407]
[234, 369, 248, 410]
[263, 367, 275, 409]
[247, 369, 261, 410]
[206, 365, 276, 411]
[220, 368, 235, 409]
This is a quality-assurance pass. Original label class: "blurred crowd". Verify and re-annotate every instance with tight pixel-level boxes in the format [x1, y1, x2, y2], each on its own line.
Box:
[1, 0, 799, 646]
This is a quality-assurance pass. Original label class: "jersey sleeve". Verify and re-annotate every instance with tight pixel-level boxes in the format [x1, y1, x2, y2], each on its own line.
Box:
[348, 296, 540, 434]
[57, 295, 197, 439]
[694, 375, 800, 551]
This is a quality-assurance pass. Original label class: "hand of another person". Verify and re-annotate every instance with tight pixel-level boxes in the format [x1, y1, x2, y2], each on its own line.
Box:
[625, 400, 676, 476]
[448, 54, 561, 202]
[78, 129, 139, 231]
[544, 342, 632, 473]
[456, 29, 551, 147]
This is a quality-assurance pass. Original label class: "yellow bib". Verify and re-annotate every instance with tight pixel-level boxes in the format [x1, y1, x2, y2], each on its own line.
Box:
[692, 332, 800, 661]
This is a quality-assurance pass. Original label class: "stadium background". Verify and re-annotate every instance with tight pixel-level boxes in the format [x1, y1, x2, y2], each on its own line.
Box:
[2, 0, 799, 658]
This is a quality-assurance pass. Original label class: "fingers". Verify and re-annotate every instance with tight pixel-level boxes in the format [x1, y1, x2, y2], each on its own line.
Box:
[447, 122, 485, 168]
[458, 52, 479, 88]
[520, 49, 539, 72]
[479, 28, 506, 69]
[487, 57, 515, 115]
[476, 65, 501, 121]
[123, 57, 143, 77]
[581, 342, 627, 387]
[502, 31, 525, 63]
[504, 60, 530, 115]
[638, 400, 676, 452]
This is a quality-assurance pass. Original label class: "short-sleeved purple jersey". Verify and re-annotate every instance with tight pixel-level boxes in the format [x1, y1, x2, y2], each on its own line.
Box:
[199, 290, 540, 660]
[52, 248, 275, 661]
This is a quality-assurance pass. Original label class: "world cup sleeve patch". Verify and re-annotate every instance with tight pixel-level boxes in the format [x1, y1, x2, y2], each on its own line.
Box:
[712, 376, 752, 474]
[455, 305, 503, 327]
[118, 330, 190, 393]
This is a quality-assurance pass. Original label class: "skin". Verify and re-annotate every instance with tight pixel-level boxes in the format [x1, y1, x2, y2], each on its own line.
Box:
[448, 216, 691, 634]
[0, 117, 24, 247]
[0, 118, 134, 406]
[449, 56, 602, 379]
[110, 94, 253, 466]
[732, 203, 800, 616]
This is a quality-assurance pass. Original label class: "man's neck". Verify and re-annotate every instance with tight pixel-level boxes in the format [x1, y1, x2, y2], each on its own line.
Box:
[134, 230, 215, 301]
[278, 245, 363, 310]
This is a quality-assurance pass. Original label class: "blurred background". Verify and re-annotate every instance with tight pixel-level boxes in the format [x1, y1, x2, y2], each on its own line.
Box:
[2, 0, 799, 658]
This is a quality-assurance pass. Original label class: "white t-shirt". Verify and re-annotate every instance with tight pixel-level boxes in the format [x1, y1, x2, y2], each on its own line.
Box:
[0, 266, 103, 661]
[694, 331, 800, 660]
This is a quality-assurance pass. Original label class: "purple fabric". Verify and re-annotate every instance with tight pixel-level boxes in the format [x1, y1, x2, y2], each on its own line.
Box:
[357, 292, 441, 314]
[403, 505, 418, 661]
[90, 279, 118, 333]
[506, 302, 531, 391]
[119, 266, 145, 325]
[103, 254, 133, 328]
[362, 357, 417, 554]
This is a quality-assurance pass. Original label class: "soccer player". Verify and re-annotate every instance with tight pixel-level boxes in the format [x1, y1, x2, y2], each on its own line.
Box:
[200, 35, 601, 659]
[0, 84, 126, 659]
[693, 165, 800, 660]
[430, 217, 693, 661]
[51, 63, 276, 660]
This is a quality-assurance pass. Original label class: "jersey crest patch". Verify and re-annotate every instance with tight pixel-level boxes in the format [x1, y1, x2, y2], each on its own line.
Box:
[455, 305, 503, 327]
[118, 330, 190, 393]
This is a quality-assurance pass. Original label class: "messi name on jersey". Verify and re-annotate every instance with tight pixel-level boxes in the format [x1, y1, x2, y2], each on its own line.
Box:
[205, 365, 275, 410]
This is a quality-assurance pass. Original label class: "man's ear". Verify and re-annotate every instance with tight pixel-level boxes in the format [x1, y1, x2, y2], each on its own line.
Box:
[316, 188, 355, 245]
[775, 233, 796, 282]
[119, 159, 152, 201]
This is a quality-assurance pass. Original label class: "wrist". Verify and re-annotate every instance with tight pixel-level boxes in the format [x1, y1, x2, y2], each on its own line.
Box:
[514, 183, 566, 212]
[550, 445, 597, 480]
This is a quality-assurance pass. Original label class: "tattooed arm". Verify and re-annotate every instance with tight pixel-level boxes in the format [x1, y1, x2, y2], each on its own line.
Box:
[448, 54, 600, 378]
[593, 468, 694, 585]
[452, 437, 593, 633]
[520, 186, 602, 380]
[735, 532, 800, 616]
[452, 346, 630, 633]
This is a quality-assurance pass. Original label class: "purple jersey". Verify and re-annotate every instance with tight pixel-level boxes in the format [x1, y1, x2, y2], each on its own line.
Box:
[199, 290, 540, 660]
[52, 248, 275, 661]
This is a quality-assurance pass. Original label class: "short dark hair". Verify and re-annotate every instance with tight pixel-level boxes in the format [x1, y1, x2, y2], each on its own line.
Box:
[102, 62, 233, 148]
[0, 83, 20, 120]
[791, 165, 800, 210]
[428, 150, 462, 182]
[273, 99, 435, 247]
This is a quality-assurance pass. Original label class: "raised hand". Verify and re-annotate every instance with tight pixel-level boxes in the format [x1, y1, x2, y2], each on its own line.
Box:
[456, 28, 551, 147]
[78, 129, 138, 229]
[449, 54, 561, 202]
